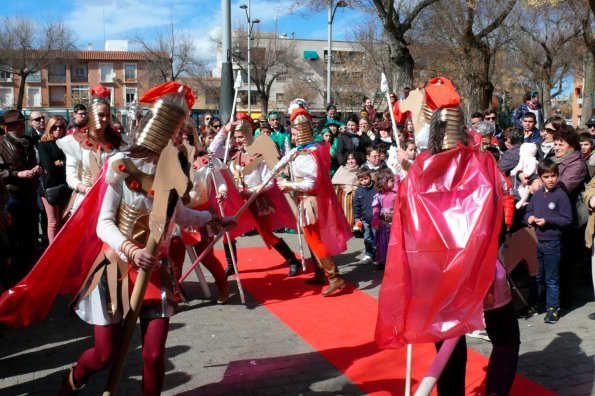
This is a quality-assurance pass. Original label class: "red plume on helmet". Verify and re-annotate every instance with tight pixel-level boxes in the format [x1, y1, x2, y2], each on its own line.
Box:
[290, 107, 312, 122]
[235, 112, 257, 130]
[90, 84, 111, 99]
[140, 81, 195, 109]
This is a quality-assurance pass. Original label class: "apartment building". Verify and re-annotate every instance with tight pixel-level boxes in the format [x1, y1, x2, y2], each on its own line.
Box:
[0, 44, 166, 121]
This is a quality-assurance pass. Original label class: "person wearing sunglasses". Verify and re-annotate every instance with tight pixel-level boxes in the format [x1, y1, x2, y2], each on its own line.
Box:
[68, 103, 88, 135]
[38, 116, 70, 243]
[27, 111, 46, 147]
[586, 115, 595, 138]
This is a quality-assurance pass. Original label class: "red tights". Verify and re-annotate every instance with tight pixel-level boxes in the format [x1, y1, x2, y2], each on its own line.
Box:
[73, 317, 170, 396]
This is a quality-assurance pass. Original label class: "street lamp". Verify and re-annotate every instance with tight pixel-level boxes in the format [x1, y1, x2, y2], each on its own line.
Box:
[240, 1, 260, 116]
[327, 0, 347, 106]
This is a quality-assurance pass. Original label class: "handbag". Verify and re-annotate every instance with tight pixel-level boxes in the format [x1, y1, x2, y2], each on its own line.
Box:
[41, 176, 72, 205]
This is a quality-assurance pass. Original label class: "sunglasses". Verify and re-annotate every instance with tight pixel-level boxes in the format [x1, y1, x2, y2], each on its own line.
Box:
[76, 112, 87, 116]
[485, 116, 496, 120]
[32, 116, 45, 122]
[51, 124, 65, 130]
[545, 127, 556, 133]
[212, 124, 222, 129]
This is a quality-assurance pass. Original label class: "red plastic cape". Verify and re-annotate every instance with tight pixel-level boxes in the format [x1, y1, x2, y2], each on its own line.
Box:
[0, 165, 108, 328]
[308, 142, 352, 256]
[375, 146, 502, 348]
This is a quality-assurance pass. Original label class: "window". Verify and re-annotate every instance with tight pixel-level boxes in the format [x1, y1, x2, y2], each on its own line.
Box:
[99, 63, 114, 82]
[26, 70, 41, 82]
[71, 85, 90, 102]
[50, 86, 66, 105]
[74, 63, 88, 77]
[49, 63, 66, 83]
[0, 87, 14, 106]
[125, 87, 137, 106]
[205, 87, 219, 105]
[27, 87, 42, 107]
[124, 64, 137, 81]
[275, 93, 285, 102]
[0, 69, 11, 82]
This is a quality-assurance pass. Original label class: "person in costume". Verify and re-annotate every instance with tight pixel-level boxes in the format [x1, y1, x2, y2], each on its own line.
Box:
[277, 106, 353, 296]
[58, 83, 236, 395]
[57, 85, 123, 212]
[375, 77, 518, 396]
[210, 114, 302, 277]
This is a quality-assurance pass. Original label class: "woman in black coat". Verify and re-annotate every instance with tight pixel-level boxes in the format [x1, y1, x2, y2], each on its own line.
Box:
[38, 115, 70, 242]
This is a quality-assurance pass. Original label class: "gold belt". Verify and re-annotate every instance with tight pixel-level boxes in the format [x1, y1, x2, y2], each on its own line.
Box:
[117, 201, 150, 246]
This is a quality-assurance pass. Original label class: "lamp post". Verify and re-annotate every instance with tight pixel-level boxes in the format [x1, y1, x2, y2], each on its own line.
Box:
[240, 1, 260, 116]
[326, 0, 347, 106]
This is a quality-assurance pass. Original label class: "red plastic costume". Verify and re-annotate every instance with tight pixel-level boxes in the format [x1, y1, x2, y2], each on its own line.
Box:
[0, 165, 108, 328]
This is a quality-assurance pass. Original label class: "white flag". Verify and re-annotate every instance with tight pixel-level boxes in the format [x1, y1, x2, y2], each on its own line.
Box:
[234, 71, 243, 89]
[380, 72, 389, 93]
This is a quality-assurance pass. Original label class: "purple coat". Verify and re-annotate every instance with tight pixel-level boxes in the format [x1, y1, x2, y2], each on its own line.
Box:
[557, 149, 588, 195]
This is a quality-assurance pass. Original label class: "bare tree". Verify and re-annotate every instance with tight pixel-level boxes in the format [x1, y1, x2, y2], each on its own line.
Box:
[130, 20, 208, 84]
[232, 29, 300, 114]
[0, 17, 75, 110]
[514, 5, 582, 117]
[290, 0, 439, 94]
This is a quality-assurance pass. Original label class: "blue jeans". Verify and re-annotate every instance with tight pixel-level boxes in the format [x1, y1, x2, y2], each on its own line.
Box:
[532, 239, 561, 309]
[362, 221, 376, 258]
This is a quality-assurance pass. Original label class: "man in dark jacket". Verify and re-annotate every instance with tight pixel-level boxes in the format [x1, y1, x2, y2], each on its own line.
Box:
[352, 168, 377, 264]
[0, 110, 43, 283]
[336, 119, 373, 165]
[499, 128, 524, 175]
[513, 91, 544, 131]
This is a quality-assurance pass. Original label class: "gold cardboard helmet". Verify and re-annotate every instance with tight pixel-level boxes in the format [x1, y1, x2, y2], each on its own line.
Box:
[136, 89, 189, 154]
[291, 112, 314, 146]
[235, 119, 254, 145]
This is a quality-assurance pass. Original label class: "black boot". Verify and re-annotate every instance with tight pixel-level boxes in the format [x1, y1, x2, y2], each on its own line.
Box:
[223, 240, 237, 276]
[273, 239, 301, 276]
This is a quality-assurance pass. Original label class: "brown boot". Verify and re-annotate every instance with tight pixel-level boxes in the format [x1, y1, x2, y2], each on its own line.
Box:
[305, 258, 328, 285]
[57, 365, 84, 396]
[319, 257, 345, 296]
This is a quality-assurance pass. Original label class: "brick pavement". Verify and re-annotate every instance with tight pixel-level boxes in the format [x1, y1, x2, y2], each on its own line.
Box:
[1, 233, 594, 395]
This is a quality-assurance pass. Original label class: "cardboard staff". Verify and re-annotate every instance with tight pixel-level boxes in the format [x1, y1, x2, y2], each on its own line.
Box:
[208, 154, 246, 304]
[103, 142, 190, 396]
[223, 72, 244, 164]
[284, 138, 307, 271]
[380, 73, 406, 178]
[179, 148, 300, 282]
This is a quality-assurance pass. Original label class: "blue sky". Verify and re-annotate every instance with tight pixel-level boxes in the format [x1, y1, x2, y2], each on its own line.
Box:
[2, 0, 367, 63]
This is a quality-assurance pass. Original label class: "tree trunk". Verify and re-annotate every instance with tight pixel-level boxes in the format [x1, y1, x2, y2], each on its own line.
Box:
[582, 52, 595, 127]
[259, 92, 269, 116]
[16, 74, 27, 110]
[543, 80, 553, 119]
[390, 43, 415, 93]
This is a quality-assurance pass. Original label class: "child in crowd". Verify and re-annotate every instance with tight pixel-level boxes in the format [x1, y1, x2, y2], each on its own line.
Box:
[524, 159, 572, 324]
[371, 168, 398, 270]
[579, 132, 595, 177]
[353, 168, 377, 264]
[361, 145, 387, 182]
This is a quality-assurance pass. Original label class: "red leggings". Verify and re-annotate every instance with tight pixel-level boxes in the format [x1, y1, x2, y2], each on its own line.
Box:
[169, 235, 228, 290]
[73, 317, 170, 396]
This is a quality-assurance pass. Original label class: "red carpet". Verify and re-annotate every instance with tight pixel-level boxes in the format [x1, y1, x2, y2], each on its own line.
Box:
[211, 246, 556, 396]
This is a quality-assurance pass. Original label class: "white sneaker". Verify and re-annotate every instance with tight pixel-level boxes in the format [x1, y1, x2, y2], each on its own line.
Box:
[467, 329, 490, 341]
[361, 256, 373, 264]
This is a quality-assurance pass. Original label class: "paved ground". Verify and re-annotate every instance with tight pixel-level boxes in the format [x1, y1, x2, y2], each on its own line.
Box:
[1, 233, 594, 395]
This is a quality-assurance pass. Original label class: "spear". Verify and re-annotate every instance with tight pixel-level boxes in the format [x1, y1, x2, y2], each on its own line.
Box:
[284, 137, 306, 271]
[180, 149, 300, 282]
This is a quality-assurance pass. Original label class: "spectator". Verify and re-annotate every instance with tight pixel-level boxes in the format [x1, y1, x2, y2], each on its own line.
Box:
[201, 112, 213, 133]
[371, 168, 397, 270]
[374, 121, 396, 147]
[361, 96, 377, 124]
[499, 128, 524, 175]
[524, 159, 572, 323]
[38, 116, 70, 243]
[352, 168, 377, 264]
[484, 109, 505, 150]
[67, 104, 88, 135]
[325, 104, 339, 123]
[579, 132, 595, 177]
[403, 118, 414, 140]
[361, 145, 388, 182]
[0, 110, 43, 283]
[521, 112, 540, 144]
[469, 111, 484, 129]
[538, 116, 565, 156]
[27, 111, 46, 149]
[336, 118, 373, 166]
[332, 151, 360, 229]
[27, 111, 48, 246]
[359, 117, 375, 141]
[513, 91, 544, 130]
[586, 115, 595, 139]
[476, 121, 497, 149]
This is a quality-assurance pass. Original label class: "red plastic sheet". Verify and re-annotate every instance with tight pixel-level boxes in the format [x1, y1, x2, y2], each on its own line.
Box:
[0, 166, 108, 328]
[375, 146, 502, 348]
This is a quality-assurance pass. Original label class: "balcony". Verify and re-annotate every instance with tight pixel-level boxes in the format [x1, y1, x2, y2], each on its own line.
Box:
[48, 74, 66, 84]
[71, 74, 88, 83]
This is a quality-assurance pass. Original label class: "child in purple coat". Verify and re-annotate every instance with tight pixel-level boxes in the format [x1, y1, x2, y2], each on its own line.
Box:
[371, 168, 399, 270]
